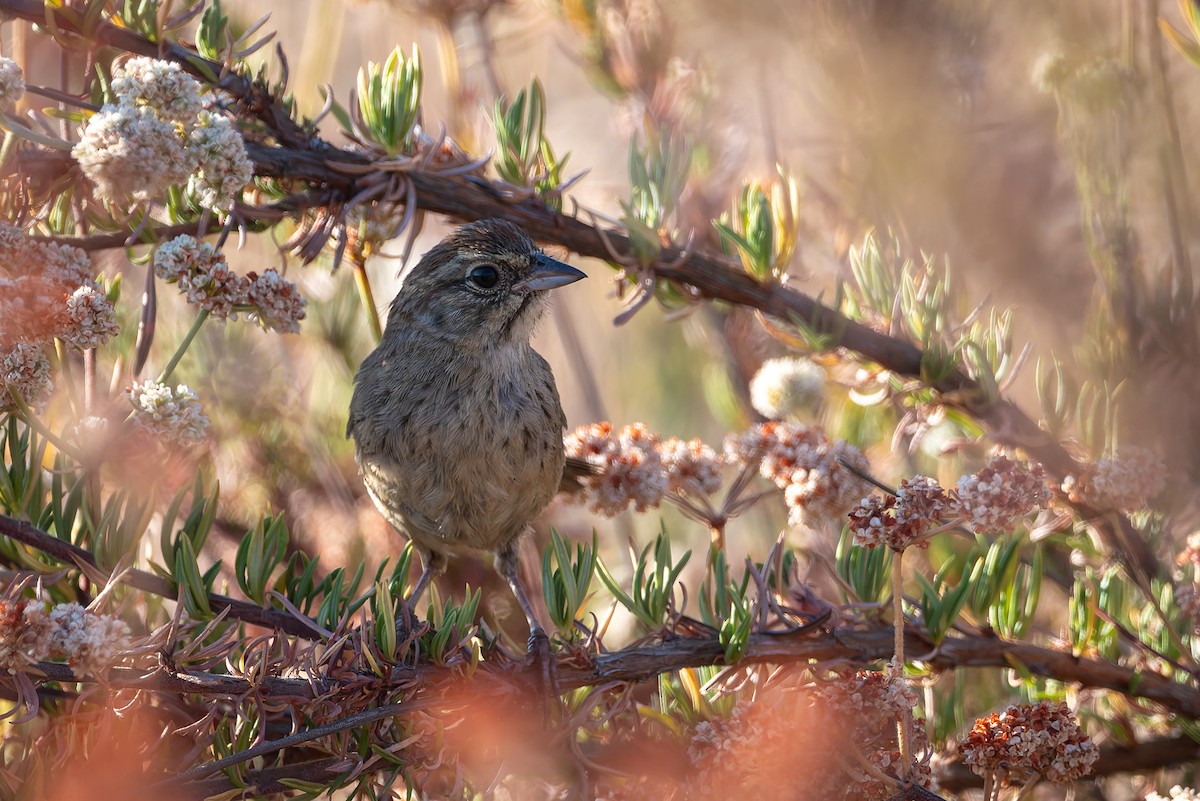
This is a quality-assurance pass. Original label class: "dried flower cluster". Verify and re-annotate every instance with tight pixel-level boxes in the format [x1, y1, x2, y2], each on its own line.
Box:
[73, 57, 252, 209]
[0, 342, 53, 411]
[127, 379, 210, 446]
[960, 700, 1098, 784]
[659, 436, 723, 498]
[1178, 532, 1200, 571]
[850, 455, 1050, 551]
[955, 455, 1051, 534]
[0, 600, 130, 675]
[725, 421, 871, 526]
[564, 422, 672, 516]
[748, 356, 826, 420]
[1062, 446, 1166, 511]
[849, 475, 959, 551]
[564, 420, 870, 523]
[154, 234, 306, 332]
[0, 55, 25, 111]
[0, 598, 53, 670]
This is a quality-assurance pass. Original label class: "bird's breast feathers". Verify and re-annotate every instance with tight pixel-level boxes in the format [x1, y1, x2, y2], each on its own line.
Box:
[352, 341, 564, 549]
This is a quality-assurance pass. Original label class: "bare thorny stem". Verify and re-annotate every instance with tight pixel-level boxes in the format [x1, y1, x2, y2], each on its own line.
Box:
[6, 513, 1200, 716]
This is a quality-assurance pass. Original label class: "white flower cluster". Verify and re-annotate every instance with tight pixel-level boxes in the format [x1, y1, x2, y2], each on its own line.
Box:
[1149, 788, 1200, 801]
[1063, 445, 1166, 512]
[128, 379, 210, 446]
[187, 111, 255, 211]
[73, 104, 192, 202]
[0, 56, 25, 111]
[955, 455, 1050, 534]
[849, 475, 959, 552]
[47, 602, 132, 676]
[72, 57, 252, 209]
[1, 341, 53, 411]
[246, 268, 308, 334]
[41, 240, 95, 288]
[850, 455, 1051, 551]
[109, 56, 203, 124]
[0, 600, 130, 675]
[154, 234, 307, 332]
[61, 285, 120, 349]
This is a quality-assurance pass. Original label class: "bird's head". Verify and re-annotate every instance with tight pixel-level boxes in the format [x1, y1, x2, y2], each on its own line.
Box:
[387, 219, 585, 345]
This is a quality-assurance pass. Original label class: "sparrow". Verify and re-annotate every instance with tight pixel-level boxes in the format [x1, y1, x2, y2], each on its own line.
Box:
[347, 218, 585, 647]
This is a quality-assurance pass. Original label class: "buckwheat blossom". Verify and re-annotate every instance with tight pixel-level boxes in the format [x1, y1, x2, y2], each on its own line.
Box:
[784, 438, 873, 526]
[0, 56, 25, 111]
[110, 56, 203, 124]
[1149, 787, 1200, 801]
[1, 342, 52, 410]
[154, 233, 214, 283]
[46, 602, 131, 676]
[748, 356, 826, 419]
[0, 224, 93, 290]
[73, 103, 194, 203]
[563, 422, 667, 516]
[1062, 445, 1166, 511]
[186, 110, 254, 210]
[721, 422, 779, 465]
[732, 421, 817, 481]
[848, 494, 899, 550]
[184, 259, 249, 319]
[960, 700, 1098, 785]
[128, 380, 209, 446]
[246, 269, 307, 333]
[956, 455, 1050, 534]
[895, 474, 959, 534]
[59, 285, 119, 349]
[724, 422, 872, 526]
[39, 240, 95, 288]
[849, 476, 958, 551]
[658, 436, 722, 498]
[0, 600, 52, 670]
[154, 234, 249, 319]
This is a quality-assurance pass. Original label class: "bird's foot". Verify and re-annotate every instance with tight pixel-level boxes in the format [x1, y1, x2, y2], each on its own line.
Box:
[395, 599, 427, 648]
[525, 627, 560, 722]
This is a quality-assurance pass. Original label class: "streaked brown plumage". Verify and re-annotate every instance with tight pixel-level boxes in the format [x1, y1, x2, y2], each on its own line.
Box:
[347, 218, 585, 639]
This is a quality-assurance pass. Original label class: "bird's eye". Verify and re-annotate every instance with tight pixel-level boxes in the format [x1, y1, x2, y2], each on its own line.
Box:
[466, 264, 500, 289]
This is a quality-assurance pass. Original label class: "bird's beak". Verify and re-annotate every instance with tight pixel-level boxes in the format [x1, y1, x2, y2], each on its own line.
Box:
[514, 253, 587, 292]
